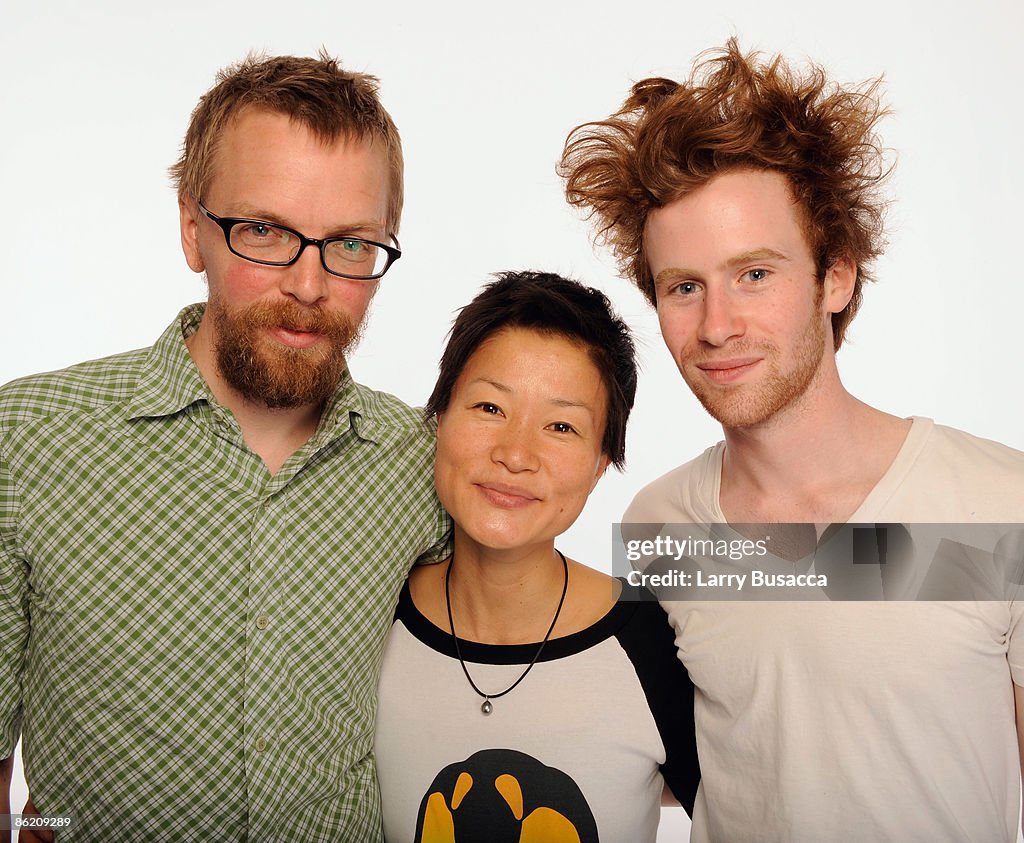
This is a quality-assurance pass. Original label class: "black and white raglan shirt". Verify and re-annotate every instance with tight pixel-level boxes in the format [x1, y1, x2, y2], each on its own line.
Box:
[375, 580, 699, 843]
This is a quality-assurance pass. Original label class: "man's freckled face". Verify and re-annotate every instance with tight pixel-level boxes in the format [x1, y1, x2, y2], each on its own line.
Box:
[645, 169, 831, 428]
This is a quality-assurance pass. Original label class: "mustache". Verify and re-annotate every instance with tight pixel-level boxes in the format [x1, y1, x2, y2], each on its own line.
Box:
[689, 340, 777, 362]
[241, 301, 353, 339]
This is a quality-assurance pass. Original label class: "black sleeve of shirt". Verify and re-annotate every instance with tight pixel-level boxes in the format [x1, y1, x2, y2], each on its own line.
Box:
[614, 584, 700, 816]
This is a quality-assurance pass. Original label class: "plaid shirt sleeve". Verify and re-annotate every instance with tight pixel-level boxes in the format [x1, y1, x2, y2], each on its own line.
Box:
[0, 435, 28, 758]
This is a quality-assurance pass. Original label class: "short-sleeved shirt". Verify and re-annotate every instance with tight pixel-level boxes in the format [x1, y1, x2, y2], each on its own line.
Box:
[626, 418, 1024, 843]
[375, 579, 700, 843]
[0, 304, 450, 842]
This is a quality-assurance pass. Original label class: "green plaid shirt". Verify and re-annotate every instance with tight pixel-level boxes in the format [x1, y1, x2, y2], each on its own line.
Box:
[0, 304, 449, 842]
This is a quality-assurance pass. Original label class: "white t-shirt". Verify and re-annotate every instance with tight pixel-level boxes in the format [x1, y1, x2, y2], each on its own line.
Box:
[625, 417, 1024, 843]
[375, 581, 699, 843]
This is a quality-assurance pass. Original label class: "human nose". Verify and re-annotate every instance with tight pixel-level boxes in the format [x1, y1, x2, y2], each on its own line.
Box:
[491, 421, 540, 473]
[279, 242, 329, 305]
[697, 285, 744, 346]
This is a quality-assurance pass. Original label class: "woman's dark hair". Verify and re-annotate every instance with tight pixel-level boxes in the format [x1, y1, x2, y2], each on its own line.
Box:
[426, 270, 637, 469]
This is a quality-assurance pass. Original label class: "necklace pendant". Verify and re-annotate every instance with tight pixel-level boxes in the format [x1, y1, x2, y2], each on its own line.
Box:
[448, 550, 568, 719]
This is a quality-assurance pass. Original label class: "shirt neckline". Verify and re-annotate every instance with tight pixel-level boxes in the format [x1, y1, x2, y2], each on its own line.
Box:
[124, 302, 374, 442]
[705, 417, 932, 524]
[394, 578, 645, 664]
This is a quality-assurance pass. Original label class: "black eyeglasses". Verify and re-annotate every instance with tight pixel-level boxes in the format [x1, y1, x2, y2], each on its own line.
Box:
[197, 200, 401, 280]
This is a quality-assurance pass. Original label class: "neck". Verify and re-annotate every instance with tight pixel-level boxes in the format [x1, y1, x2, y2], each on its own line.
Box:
[446, 537, 567, 645]
[718, 364, 911, 522]
[186, 315, 324, 475]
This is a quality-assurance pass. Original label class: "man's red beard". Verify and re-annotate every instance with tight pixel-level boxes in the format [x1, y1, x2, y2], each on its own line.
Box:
[210, 297, 360, 409]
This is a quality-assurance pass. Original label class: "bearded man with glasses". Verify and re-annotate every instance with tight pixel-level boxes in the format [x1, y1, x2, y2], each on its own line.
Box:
[0, 53, 448, 842]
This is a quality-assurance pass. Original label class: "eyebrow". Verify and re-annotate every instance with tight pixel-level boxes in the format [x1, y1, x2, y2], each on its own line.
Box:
[224, 204, 386, 238]
[727, 248, 789, 267]
[550, 398, 592, 410]
[471, 377, 512, 394]
[654, 247, 790, 287]
[469, 378, 598, 413]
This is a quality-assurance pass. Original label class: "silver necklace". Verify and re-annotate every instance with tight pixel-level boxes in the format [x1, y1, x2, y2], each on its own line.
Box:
[445, 550, 569, 715]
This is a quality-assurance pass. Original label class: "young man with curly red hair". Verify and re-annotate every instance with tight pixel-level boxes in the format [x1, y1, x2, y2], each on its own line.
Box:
[562, 40, 1024, 842]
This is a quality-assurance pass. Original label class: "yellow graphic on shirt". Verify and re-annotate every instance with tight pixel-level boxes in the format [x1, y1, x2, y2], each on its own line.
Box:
[415, 748, 597, 843]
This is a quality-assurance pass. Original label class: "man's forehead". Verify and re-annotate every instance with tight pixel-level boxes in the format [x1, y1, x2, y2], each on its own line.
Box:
[200, 116, 389, 235]
[220, 104, 367, 143]
[215, 107, 375, 163]
[206, 110, 385, 186]
[651, 169, 798, 221]
[645, 172, 813, 262]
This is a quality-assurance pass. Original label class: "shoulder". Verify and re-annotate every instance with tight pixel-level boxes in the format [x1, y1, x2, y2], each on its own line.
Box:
[624, 442, 723, 523]
[916, 419, 1024, 494]
[882, 418, 1024, 520]
[612, 583, 678, 652]
[925, 421, 1024, 471]
[343, 379, 440, 475]
[353, 380, 427, 426]
[349, 380, 435, 440]
[0, 348, 149, 437]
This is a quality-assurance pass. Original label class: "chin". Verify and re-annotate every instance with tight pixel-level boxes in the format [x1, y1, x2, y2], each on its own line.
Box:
[686, 372, 785, 428]
[701, 398, 770, 428]
[454, 517, 547, 554]
[463, 531, 534, 553]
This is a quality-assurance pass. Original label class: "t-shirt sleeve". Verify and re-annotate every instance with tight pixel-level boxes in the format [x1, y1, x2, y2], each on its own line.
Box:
[615, 588, 700, 815]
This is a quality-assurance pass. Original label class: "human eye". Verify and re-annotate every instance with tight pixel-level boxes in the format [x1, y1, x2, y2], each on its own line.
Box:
[236, 222, 290, 250]
[671, 280, 702, 298]
[248, 223, 275, 238]
[329, 237, 375, 263]
[472, 402, 503, 416]
[743, 268, 770, 283]
[547, 421, 578, 434]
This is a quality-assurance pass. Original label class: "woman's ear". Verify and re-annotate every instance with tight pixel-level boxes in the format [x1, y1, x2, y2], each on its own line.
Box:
[590, 455, 612, 493]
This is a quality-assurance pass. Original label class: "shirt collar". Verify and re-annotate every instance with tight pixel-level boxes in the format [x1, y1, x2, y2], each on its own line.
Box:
[125, 304, 402, 447]
[126, 304, 213, 420]
[317, 371, 409, 447]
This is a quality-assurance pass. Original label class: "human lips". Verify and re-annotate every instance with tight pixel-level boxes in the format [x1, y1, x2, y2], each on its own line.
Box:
[267, 325, 324, 349]
[244, 301, 350, 350]
[475, 482, 541, 508]
[695, 357, 762, 384]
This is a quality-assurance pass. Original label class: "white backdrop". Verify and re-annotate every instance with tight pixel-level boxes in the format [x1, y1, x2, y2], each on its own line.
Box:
[2, 1, 1022, 840]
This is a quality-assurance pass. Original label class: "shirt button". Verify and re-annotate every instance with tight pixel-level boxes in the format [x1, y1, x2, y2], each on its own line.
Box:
[255, 615, 269, 630]
[254, 737, 267, 753]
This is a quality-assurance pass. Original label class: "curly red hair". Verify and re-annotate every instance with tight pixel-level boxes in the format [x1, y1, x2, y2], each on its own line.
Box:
[560, 39, 892, 348]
